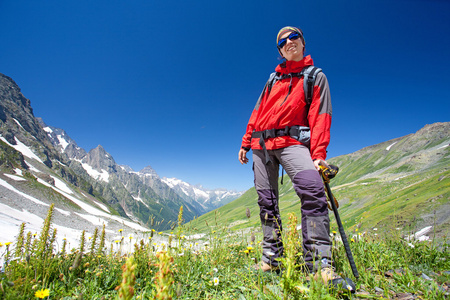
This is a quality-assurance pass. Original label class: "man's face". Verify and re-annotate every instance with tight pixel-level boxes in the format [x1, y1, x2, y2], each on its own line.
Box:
[279, 31, 304, 62]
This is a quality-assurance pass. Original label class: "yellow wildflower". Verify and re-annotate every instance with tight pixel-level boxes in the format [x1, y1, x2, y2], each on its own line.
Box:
[35, 288, 50, 298]
[5, 242, 12, 246]
[118, 229, 123, 232]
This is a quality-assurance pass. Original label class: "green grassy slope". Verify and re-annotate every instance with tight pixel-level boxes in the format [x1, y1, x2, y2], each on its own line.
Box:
[187, 122, 450, 238]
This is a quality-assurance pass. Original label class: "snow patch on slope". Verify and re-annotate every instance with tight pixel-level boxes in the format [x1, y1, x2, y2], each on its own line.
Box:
[57, 135, 69, 150]
[162, 178, 183, 189]
[386, 141, 398, 151]
[13, 118, 25, 130]
[0, 178, 48, 206]
[43, 126, 53, 134]
[133, 195, 150, 209]
[51, 175, 74, 194]
[81, 162, 110, 182]
[4, 174, 26, 181]
[0, 136, 43, 163]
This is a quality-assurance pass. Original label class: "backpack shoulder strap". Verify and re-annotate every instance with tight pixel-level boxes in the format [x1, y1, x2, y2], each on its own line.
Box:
[302, 66, 322, 106]
[267, 72, 281, 95]
[255, 72, 280, 110]
[261, 66, 322, 106]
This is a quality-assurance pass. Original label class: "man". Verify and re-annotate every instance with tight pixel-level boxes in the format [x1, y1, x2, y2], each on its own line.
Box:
[239, 26, 338, 284]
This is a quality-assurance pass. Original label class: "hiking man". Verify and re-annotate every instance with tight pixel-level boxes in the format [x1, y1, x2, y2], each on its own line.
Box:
[238, 26, 337, 283]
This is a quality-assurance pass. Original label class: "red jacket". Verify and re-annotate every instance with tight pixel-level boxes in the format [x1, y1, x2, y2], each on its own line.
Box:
[241, 55, 332, 161]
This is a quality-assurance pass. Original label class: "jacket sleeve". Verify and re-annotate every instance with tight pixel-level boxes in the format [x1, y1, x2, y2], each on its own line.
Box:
[307, 72, 332, 161]
[241, 77, 271, 149]
[241, 111, 256, 149]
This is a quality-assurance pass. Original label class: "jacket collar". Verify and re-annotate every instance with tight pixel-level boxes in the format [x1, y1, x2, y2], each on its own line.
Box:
[275, 55, 314, 74]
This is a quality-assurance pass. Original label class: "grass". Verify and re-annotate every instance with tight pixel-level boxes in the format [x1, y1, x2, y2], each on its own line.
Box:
[1, 205, 449, 299]
[188, 165, 449, 243]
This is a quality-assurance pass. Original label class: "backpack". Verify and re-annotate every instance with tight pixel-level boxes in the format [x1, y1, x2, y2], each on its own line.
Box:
[252, 65, 323, 166]
[265, 65, 322, 108]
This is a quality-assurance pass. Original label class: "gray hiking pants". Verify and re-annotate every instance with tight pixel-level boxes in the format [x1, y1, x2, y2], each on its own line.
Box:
[253, 144, 332, 271]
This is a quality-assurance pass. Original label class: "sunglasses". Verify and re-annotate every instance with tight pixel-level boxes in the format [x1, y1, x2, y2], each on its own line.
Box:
[277, 31, 301, 49]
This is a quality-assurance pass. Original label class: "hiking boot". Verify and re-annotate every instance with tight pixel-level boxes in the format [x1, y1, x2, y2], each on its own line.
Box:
[254, 261, 280, 273]
[314, 267, 356, 293]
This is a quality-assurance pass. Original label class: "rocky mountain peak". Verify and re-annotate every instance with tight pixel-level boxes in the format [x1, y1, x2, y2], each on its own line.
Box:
[0, 74, 31, 115]
[83, 145, 117, 173]
[0, 74, 37, 137]
[119, 165, 134, 173]
[139, 165, 159, 177]
[0, 73, 60, 167]
[38, 118, 87, 161]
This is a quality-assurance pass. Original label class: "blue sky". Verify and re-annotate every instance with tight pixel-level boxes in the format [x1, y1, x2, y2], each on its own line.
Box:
[1, 0, 449, 191]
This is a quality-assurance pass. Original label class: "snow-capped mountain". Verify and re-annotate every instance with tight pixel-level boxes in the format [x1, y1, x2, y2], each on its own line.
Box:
[38, 114, 244, 216]
[38, 119, 244, 219]
[162, 177, 244, 212]
[0, 72, 243, 240]
[39, 121, 204, 225]
[0, 73, 155, 255]
[37, 117, 87, 160]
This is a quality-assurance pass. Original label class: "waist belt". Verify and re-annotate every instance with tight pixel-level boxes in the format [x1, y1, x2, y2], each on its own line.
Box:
[251, 125, 310, 164]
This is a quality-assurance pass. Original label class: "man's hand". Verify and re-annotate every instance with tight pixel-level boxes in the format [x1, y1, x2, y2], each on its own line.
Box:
[313, 159, 329, 171]
[239, 148, 249, 165]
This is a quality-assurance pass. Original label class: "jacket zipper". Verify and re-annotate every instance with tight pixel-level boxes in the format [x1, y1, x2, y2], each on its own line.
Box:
[280, 74, 293, 106]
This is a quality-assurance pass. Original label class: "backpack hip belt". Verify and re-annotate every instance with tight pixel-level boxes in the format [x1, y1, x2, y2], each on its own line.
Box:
[251, 125, 310, 164]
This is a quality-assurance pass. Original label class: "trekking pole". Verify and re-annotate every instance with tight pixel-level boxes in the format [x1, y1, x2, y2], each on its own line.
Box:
[320, 165, 359, 280]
